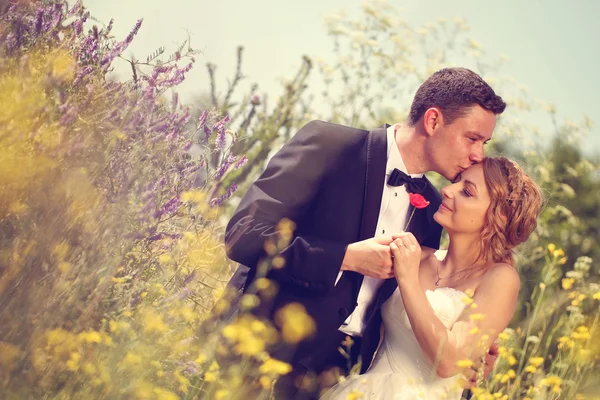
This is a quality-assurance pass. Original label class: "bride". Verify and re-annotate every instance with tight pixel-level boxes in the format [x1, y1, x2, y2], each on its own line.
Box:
[322, 157, 543, 399]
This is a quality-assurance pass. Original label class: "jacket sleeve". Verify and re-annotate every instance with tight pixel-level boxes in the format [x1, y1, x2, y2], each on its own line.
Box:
[224, 120, 350, 293]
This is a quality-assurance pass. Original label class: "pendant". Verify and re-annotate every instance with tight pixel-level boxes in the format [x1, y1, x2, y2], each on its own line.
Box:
[435, 278, 440, 286]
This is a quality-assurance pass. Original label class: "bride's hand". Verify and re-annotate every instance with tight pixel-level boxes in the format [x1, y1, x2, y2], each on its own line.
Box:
[389, 232, 421, 285]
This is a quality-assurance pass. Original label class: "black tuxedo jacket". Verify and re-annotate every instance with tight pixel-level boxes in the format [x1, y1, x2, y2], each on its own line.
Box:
[224, 120, 442, 374]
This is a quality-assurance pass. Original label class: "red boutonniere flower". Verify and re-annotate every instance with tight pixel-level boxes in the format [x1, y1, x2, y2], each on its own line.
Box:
[409, 193, 430, 209]
[404, 193, 430, 230]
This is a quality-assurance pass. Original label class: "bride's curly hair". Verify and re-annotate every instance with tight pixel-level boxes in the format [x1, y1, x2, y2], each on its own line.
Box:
[477, 157, 544, 267]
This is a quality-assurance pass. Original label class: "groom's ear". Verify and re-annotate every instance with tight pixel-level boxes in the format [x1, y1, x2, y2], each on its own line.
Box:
[423, 107, 443, 137]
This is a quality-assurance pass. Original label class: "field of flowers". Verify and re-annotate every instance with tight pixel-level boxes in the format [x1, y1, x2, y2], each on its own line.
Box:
[0, 1, 598, 399]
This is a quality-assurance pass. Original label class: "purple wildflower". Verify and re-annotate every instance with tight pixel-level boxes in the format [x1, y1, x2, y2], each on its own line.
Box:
[233, 155, 248, 171]
[214, 155, 231, 181]
[100, 19, 143, 66]
[155, 196, 180, 219]
[197, 110, 208, 130]
[213, 115, 230, 150]
[210, 184, 238, 207]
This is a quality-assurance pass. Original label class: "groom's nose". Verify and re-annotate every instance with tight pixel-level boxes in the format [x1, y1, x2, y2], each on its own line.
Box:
[469, 145, 484, 164]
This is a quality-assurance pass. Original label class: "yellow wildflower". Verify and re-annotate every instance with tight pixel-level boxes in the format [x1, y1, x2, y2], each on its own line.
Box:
[122, 352, 142, 366]
[66, 352, 80, 371]
[204, 371, 218, 382]
[469, 327, 479, 335]
[540, 375, 562, 386]
[347, 391, 364, 400]
[558, 336, 575, 349]
[547, 243, 556, 253]
[236, 335, 265, 356]
[141, 310, 169, 334]
[469, 313, 486, 321]
[552, 385, 562, 394]
[158, 253, 173, 263]
[78, 331, 102, 344]
[240, 294, 260, 310]
[264, 240, 277, 256]
[529, 357, 544, 367]
[251, 320, 267, 333]
[525, 365, 537, 373]
[259, 358, 293, 375]
[593, 291, 600, 300]
[274, 303, 316, 344]
[571, 326, 590, 341]
[82, 362, 96, 375]
[58, 262, 71, 273]
[260, 376, 273, 389]
[562, 278, 575, 290]
[272, 255, 286, 269]
[553, 248, 565, 258]
[255, 278, 272, 290]
[456, 359, 474, 368]
[508, 355, 517, 365]
[195, 354, 207, 365]
[112, 276, 130, 284]
[174, 370, 190, 394]
[215, 389, 230, 400]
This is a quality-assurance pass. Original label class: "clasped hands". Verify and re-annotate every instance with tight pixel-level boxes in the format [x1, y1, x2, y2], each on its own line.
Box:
[341, 233, 498, 386]
[340, 232, 419, 282]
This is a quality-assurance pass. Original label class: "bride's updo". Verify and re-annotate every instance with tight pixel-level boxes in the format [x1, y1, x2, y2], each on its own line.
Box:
[479, 157, 543, 266]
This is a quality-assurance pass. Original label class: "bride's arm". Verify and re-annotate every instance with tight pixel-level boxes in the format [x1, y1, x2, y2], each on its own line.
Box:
[390, 236, 519, 378]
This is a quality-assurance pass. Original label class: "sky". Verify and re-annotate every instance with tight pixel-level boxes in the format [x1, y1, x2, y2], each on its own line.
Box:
[85, 0, 600, 154]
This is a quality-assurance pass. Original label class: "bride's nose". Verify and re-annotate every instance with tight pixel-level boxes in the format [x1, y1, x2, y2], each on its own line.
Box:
[441, 185, 454, 199]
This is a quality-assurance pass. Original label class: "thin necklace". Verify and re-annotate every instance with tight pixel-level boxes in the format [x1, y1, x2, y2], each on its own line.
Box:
[435, 263, 469, 286]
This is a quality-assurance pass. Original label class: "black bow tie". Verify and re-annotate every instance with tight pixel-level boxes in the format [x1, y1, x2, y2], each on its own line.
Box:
[387, 168, 427, 194]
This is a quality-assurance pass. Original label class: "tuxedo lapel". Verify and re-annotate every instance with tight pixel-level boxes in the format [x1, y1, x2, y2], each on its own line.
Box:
[358, 125, 388, 241]
[344, 125, 388, 299]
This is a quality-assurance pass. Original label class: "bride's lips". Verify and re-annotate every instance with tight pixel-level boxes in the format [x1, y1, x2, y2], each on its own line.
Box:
[440, 203, 453, 212]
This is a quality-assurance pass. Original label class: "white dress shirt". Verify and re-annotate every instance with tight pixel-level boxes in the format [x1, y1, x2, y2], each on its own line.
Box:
[338, 124, 424, 337]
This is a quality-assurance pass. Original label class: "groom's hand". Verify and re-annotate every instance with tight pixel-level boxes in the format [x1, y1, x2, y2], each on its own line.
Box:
[341, 236, 395, 279]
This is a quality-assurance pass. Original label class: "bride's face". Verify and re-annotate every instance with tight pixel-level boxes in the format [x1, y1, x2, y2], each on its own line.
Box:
[433, 163, 491, 234]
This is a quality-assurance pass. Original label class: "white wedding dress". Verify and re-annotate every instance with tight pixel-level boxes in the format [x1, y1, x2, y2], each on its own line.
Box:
[322, 253, 468, 399]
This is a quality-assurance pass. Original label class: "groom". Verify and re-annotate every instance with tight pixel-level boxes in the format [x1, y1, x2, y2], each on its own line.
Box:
[224, 67, 506, 398]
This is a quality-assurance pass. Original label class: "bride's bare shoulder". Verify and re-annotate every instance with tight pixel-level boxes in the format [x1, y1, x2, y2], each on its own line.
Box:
[480, 263, 520, 291]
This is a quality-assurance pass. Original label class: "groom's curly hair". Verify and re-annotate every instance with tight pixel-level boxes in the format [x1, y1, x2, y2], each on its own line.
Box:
[408, 67, 506, 126]
[477, 157, 544, 267]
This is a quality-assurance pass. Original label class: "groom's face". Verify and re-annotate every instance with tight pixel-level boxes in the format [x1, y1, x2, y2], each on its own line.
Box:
[429, 105, 497, 181]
